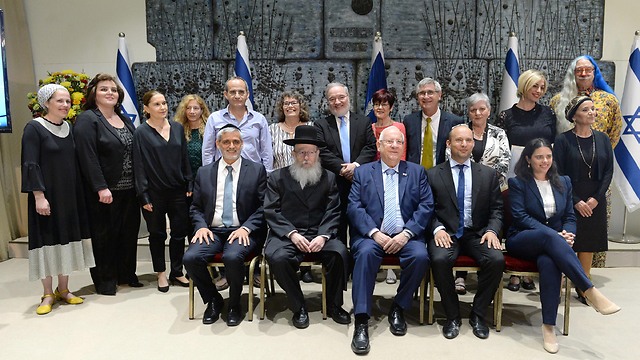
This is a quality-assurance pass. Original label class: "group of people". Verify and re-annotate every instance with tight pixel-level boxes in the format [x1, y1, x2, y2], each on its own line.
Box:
[21, 54, 622, 355]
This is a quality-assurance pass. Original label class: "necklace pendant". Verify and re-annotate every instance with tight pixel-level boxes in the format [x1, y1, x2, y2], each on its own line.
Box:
[588, 172, 592, 179]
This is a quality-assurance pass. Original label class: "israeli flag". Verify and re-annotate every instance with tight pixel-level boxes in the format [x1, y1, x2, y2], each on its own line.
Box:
[234, 32, 254, 111]
[498, 33, 520, 113]
[614, 31, 640, 212]
[116, 33, 141, 126]
[365, 32, 387, 123]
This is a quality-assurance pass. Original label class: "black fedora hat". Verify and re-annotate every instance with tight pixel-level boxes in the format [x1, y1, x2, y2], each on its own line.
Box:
[283, 125, 326, 147]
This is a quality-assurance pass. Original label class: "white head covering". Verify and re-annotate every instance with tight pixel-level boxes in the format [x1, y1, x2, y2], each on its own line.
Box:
[37, 84, 68, 110]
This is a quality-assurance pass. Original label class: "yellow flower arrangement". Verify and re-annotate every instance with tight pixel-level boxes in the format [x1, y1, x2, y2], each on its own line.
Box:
[27, 70, 90, 122]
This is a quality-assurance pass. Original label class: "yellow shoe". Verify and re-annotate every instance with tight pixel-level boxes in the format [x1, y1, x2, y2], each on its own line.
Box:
[54, 288, 84, 305]
[36, 294, 55, 315]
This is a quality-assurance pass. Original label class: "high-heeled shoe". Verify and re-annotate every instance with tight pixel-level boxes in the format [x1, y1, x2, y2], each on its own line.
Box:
[54, 288, 83, 305]
[157, 276, 169, 293]
[36, 294, 55, 315]
[584, 288, 621, 315]
[169, 276, 190, 287]
[541, 325, 559, 354]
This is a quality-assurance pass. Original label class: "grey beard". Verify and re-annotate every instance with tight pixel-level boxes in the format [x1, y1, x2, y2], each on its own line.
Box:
[289, 160, 323, 189]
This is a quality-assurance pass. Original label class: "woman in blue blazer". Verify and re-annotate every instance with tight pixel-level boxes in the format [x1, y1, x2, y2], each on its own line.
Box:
[506, 138, 620, 354]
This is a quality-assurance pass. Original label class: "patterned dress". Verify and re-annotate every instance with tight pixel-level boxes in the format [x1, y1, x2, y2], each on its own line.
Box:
[269, 121, 313, 169]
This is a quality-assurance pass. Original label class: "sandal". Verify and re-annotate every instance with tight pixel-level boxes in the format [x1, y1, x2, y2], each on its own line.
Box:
[55, 288, 84, 305]
[36, 294, 55, 315]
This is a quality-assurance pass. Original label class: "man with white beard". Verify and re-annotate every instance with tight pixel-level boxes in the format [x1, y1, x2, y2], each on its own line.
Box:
[264, 125, 350, 329]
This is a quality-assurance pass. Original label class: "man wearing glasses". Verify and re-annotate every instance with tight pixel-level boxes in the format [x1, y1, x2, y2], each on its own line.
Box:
[347, 126, 433, 354]
[264, 125, 350, 329]
[315, 82, 377, 246]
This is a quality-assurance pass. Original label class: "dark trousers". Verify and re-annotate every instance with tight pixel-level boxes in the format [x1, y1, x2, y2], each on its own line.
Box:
[183, 227, 260, 309]
[336, 178, 351, 247]
[265, 238, 347, 313]
[351, 238, 429, 316]
[428, 230, 504, 321]
[142, 189, 189, 278]
[89, 188, 140, 292]
[507, 227, 593, 325]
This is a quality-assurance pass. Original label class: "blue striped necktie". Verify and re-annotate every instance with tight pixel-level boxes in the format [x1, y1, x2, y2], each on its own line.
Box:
[381, 168, 398, 235]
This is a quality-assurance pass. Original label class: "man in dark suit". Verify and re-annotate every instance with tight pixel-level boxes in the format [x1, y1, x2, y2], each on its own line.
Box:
[315, 82, 377, 245]
[264, 125, 350, 329]
[347, 126, 433, 355]
[426, 125, 504, 340]
[404, 77, 463, 168]
[183, 124, 267, 326]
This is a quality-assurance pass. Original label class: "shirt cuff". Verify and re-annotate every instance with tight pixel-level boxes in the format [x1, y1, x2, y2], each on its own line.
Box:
[287, 230, 298, 238]
[402, 229, 414, 239]
[241, 226, 251, 234]
[368, 228, 380, 238]
[433, 226, 445, 236]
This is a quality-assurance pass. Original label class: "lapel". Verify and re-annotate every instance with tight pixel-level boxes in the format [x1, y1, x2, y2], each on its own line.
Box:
[438, 162, 458, 209]
[211, 161, 220, 201]
[526, 178, 545, 215]
[371, 161, 385, 206]
[551, 181, 564, 217]
[397, 161, 408, 205]
[284, 168, 308, 205]
[470, 162, 481, 213]
[436, 113, 449, 160]
[95, 109, 123, 144]
[348, 111, 358, 152]
[236, 159, 250, 213]
[327, 115, 343, 157]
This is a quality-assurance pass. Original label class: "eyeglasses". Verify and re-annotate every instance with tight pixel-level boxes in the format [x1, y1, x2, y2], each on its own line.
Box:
[328, 95, 348, 103]
[417, 90, 439, 97]
[283, 101, 299, 107]
[294, 150, 318, 157]
[575, 67, 595, 75]
[380, 139, 405, 145]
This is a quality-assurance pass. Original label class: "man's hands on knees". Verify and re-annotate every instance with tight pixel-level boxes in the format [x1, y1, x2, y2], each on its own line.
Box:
[290, 232, 311, 253]
[308, 236, 326, 252]
[372, 231, 409, 254]
[480, 231, 502, 249]
[192, 228, 214, 245]
[434, 229, 453, 248]
[229, 227, 251, 246]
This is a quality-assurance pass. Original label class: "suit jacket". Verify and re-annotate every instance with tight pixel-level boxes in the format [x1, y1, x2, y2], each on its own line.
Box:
[427, 161, 503, 239]
[347, 160, 434, 240]
[553, 129, 613, 203]
[189, 157, 267, 241]
[73, 108, 136, 191]
[315, 111, 377, 175]
[264, 168, 340, 240]
[507, 176, 576, 238]
[403, 109, 463, 165]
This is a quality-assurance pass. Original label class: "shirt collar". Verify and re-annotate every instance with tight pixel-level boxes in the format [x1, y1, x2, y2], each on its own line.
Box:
[381, 160, 400, 174]
[221, 157, 242, 173]
[448, 157, 472, 169]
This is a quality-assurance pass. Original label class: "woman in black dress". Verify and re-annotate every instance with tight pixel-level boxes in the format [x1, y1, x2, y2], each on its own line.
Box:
[74, 73, 142, 295]
[22, 84, 95, 314]
[553, 96, 613, 303]
[134, 90, 192, 292]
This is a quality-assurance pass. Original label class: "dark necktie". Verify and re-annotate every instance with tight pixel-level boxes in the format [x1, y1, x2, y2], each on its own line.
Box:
[222, 165, 233, 227]
[455, 164, 465, 238]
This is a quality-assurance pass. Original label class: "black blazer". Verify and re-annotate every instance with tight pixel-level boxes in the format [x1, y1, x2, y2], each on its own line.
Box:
[314, 111, 377, 175]
[403, 110, 463, 165]
[73, 109, 136, 191]
[553, 129, 613, 203]
[189, 157, 267, 240]
[426, 161, 503, 239]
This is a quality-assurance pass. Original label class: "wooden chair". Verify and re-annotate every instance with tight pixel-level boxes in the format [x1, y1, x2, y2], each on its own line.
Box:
[380, 255, 427, 325]
[496, 255, 572, 335]
[260, 253, 327, 320]
[188, 252, 262, 321]
[428, 255, 500, 326]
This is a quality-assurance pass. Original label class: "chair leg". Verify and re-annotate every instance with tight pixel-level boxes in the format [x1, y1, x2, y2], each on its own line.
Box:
[189, 279, 195, 320]
[563, 277, 571, 336]
[321, 265, 327, 320]
[495, 281, 503, 331]
[260, 257, 267, 320]
[248, 257, 258, 322]
[428, 269, 435, 325]
[419, 272, 426, 325]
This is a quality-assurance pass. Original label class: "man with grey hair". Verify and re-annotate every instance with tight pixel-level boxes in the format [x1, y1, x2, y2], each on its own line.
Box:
[404, 77, 463, 169]
[265, 125, 350, 329]
[315, 82, 377, 245]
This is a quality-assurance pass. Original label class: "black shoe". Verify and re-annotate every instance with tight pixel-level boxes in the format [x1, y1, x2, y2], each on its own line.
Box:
[351, 322, 370, 355]
[169, 276, 190, 287]
[507, 276, 520, 292]
[443, 318, 461, 339]
[203, 295, 224, 325]
[95, 283, 116, 296]
[226, 306, 242, 327]
[157, 284, 169, 293]
[327, 305, 351, 324]
[388, 303, 407, 336]
[301, 270, 314, 283]
[292, 307, 309, 329]
[127, 281, 144, 288]
[469, 313, 490, 339]
[522, 279, 536, 290]
[576, 293, 588, 305]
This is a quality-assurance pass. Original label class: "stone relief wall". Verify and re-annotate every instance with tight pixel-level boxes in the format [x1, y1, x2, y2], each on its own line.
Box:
[132, 0, 611, 123]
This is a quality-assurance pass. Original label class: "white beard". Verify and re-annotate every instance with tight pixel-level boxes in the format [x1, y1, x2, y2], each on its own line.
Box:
[289, 160, 323, 189]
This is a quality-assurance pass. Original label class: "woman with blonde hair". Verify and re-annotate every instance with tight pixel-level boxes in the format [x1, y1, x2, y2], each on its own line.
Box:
[174, 94, 211, 176]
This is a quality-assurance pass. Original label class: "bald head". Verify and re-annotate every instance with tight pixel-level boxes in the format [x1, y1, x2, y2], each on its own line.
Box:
[447, 125, 474, 163]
